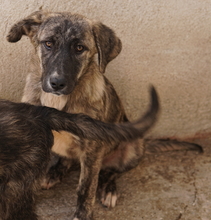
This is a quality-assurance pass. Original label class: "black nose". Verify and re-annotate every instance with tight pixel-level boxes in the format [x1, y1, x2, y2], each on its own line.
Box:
[50, 76, 66, 91]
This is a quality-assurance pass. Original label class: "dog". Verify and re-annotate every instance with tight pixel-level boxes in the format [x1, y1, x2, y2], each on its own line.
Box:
[0, 87, 158, 220]
[7, 11, 203, 220]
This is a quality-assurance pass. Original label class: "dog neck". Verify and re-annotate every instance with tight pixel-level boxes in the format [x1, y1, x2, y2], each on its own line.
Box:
[40, 92, 68, 110]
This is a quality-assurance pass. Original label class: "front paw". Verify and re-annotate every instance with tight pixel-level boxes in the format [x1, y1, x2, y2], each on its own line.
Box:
[101, 191, 118, 208]
[98, 179, 118, 208]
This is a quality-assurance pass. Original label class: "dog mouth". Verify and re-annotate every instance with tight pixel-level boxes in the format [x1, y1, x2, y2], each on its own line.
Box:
[42, 87, 70, 96]
[51, 91, 64, 96]
[42, 82, 75, 96]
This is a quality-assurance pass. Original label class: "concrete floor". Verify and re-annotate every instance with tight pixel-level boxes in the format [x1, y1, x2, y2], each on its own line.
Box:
[36, 138, 211, 220]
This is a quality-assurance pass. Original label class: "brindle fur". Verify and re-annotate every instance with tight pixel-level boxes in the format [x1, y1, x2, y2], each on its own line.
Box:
[0, 87, 158, 220]
[7, 11, 202, 220]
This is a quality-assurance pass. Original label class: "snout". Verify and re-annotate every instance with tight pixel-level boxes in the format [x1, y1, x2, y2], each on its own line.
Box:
[41, 52, 80, 95]
[42, 73, 75, 95]
[50, 76, 66, 91]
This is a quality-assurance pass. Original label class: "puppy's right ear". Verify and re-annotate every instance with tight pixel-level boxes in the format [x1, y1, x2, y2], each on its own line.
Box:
[7, 11, 45, 42]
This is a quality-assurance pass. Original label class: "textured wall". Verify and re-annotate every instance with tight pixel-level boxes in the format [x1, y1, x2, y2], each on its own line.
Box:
[0, 0, 211, 138]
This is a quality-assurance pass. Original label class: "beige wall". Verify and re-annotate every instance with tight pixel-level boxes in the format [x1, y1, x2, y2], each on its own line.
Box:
[0, 0, 211, 139]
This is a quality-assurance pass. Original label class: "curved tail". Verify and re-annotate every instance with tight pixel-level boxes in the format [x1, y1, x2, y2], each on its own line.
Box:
[144, 139, 203, 154]
[45, 86, 160, 143]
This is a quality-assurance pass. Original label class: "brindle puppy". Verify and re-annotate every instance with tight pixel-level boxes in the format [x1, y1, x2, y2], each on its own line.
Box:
[0, 87, 158, 220]
[7, 11, 202, 220]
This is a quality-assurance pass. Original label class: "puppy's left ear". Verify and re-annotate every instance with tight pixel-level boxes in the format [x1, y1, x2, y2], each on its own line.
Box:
[92, 22, 122, 73]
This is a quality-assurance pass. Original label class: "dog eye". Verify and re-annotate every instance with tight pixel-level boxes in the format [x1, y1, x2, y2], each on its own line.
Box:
[44, 41, 53, 50]
[75, 45, 85, 53]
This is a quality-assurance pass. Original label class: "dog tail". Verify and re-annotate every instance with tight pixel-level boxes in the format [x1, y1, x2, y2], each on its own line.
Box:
[144, 139, 203, 154]
[45, 86, 159, 143]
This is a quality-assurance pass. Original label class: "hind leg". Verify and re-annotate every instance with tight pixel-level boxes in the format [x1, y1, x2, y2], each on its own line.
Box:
[99, 139, 144, 208]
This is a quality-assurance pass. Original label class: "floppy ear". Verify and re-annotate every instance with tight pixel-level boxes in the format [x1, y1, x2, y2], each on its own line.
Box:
[7, 11, 45, 43]
[92, 22, 122, 73]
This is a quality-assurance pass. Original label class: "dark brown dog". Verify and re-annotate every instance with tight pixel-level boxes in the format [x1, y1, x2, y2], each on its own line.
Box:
[0, 87, 158, 220]
[7, 11, 202, 220]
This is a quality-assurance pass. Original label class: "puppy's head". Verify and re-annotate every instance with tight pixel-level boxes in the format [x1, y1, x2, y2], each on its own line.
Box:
[7, 11, 122, 95]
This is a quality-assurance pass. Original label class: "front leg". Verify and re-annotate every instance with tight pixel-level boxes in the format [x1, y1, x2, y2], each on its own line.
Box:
[73, 146, 103, 220]
[98, 170, 118, 208]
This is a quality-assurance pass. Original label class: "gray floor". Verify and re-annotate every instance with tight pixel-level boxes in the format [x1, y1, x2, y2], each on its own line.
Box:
[36, 138, 211, 220]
